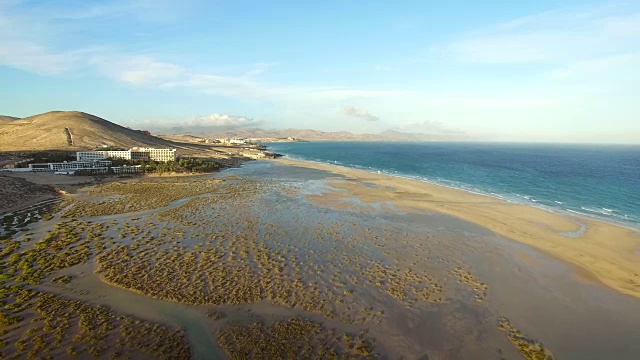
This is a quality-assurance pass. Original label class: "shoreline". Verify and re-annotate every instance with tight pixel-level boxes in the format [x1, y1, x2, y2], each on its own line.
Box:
[272, 157, 640, 298]
[275, 155, 638, 230]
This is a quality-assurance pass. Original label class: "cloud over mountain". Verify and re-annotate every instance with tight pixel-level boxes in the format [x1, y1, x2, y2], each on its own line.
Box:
[343, 106, 379, 122]
[190, 113, 264, 128]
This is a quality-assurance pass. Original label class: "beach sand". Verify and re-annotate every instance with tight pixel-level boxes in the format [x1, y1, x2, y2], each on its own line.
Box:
[275, 158, 640, 298]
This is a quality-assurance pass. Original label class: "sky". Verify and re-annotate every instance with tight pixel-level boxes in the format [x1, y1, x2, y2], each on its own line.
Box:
[1, 0, 639, 143]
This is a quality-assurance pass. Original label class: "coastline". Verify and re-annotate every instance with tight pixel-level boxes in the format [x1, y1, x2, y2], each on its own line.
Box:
[273, 157, 640, 298]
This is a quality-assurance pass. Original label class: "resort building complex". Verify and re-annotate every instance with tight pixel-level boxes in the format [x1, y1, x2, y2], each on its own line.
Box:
[2, 147, 176, 175]
[77, 148, 176, 162]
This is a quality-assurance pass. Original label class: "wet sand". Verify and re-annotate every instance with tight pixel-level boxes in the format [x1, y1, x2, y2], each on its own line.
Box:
[1, 160, 640, 359]
[275, 158, 640, 299]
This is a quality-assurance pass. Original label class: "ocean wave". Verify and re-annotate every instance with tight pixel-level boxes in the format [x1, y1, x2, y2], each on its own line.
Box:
[580, 206, 619, 216]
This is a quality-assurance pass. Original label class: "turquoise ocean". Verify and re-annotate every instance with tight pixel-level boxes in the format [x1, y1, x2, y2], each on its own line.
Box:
[266, 142, 640, 229]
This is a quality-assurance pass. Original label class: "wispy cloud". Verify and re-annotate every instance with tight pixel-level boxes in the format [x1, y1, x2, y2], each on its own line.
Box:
[91, 56, 185, 86]
[0, 42, 81, 75]
[440, 3, 640, 65]
[0, 0, 191, 74]
[342, 105, 380, 122]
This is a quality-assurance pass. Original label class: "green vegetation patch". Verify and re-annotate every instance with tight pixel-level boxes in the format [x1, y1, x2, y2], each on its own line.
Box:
[498, 316, 554, 360]
[63, 178, 218, 217]
[217, 317, 377, 359]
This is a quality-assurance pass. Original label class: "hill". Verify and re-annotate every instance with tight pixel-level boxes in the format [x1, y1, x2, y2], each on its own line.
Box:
[0, 111, 175, 151]
[0, 116, 19, 125]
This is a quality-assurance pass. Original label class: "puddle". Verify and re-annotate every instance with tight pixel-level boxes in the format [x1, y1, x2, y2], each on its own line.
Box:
[560, 222, 588, 238]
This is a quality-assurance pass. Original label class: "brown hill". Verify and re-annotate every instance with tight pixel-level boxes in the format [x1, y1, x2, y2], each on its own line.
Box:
[0, 111, 175, 151]
[0, 115, 19, 125]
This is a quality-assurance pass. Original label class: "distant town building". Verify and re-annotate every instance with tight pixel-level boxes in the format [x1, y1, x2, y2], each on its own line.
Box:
[216, 138, 247, 145]
[77, 148, 176, 162]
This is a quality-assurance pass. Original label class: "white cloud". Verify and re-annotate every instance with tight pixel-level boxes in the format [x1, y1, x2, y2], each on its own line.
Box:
[342, 105, 379, 122]
[0, 0, 192, 75]
[189, 113, 264, 128]
[132, 113, 266, 132]
[92, 56, 185, 86]
[0, 42, 80, 75]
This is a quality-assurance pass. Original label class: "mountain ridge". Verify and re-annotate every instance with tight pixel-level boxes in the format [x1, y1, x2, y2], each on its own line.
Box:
[0, 111, 176, 151]
[167, 127, 470, 142]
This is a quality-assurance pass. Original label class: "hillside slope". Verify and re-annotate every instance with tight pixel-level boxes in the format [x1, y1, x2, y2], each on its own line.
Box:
[0, 115, 19, 125]
[0, 111, 175, 151]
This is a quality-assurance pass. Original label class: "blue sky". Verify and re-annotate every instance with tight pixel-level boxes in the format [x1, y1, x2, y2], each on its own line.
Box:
[1, 0, 639, 142]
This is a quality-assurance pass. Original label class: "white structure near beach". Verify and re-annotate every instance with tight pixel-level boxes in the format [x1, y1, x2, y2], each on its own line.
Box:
[1, 159, 115, 175]
[1, 147, 175, 175]
[27, 160, 112, 171]
[77, 147, 176, 162]
[216, 138, 247, 145]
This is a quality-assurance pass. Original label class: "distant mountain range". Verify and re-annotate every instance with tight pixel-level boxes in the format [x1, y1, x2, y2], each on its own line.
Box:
[0, 111, 472, 153]
[170, 127, 472, 142]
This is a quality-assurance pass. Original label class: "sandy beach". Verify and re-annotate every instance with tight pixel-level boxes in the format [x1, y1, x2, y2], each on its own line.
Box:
[275, 158, 640, 298]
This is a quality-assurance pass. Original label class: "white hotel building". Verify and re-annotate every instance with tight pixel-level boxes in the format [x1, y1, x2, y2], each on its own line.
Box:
[77, 148, 176, 163]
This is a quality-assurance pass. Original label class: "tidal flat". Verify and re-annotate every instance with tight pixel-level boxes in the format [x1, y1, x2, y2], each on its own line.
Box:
[1, 161, 639, 359]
